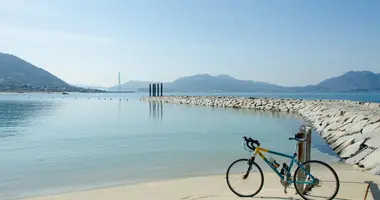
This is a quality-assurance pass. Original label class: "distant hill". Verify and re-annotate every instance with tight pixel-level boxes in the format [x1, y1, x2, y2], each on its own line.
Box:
[109, 74, 289, 92]
[111, 71, 380, 93]
[316, 71, 380, 92]
[165, 74, 289, 92]
[0, 53, 104, 93]
[0, 53, 68, 86]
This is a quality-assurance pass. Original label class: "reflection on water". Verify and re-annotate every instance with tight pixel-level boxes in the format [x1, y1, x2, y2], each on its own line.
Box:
[149, 101, 164, 122]
[0, 101, 61, 138]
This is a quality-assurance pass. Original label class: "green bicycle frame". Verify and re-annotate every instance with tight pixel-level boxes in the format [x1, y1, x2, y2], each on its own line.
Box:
[252, 146, 315, 185]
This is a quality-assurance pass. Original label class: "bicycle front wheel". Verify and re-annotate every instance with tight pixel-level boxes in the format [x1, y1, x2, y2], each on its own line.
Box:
[293, 160, 340, 200]
[226, 158, 264, 197]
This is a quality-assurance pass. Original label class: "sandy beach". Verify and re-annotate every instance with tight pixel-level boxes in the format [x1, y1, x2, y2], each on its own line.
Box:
[24, 163, 380, 200]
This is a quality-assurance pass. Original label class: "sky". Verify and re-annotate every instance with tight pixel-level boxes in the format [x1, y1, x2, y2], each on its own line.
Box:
[0, 0, 379, 87]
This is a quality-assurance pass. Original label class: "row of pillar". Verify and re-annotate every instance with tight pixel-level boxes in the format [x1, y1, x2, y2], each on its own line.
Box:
[149, 83, 163, 96]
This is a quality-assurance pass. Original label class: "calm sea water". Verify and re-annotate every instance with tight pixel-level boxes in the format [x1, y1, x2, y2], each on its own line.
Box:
[0, 92, 378, 200]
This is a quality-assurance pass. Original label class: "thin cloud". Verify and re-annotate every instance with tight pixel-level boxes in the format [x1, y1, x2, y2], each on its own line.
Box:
[0, 0, 58, 16]
[0, 26, 115, 44]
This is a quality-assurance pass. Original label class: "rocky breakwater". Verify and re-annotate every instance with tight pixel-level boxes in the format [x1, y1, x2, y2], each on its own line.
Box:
[141, 96, 380, 175]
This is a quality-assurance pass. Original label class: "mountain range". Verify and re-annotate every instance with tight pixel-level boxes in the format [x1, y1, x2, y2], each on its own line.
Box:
[1, 52, 379, 93]
[0, 53, 103, 92]
[111, 71, 380, 93]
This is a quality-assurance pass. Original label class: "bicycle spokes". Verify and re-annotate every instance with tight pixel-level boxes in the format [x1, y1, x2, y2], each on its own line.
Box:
[226, 158, 264, 197]
[294, 161, 339, 200]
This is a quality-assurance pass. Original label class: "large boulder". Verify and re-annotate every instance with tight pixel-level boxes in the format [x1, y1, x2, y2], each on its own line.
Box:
[369, 164, 380, 175]
[345, 147, 374, 165]
[362, 122, 380, 135]
[364, 129, 380, 149]
[359, 148, 380, 170]
[330, 134, 356, 150]
[352, 115, 368, 123]
[368, 116, 380, 124]
[339, 139, 365, 158]
[323, 121, 343, 132]
[345, 120, 369, 135]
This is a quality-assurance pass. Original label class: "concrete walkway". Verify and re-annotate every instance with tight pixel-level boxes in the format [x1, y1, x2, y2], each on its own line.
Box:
[25, 163, 380, 200]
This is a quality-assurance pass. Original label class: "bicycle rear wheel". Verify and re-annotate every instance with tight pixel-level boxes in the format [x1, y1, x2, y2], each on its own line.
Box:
[226, 158, 264, 197]
[293, 160, 340, 200]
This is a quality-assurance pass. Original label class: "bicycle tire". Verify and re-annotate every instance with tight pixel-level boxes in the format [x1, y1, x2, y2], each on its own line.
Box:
[226, 158, 264, 197]
[293, 160, 340, 200]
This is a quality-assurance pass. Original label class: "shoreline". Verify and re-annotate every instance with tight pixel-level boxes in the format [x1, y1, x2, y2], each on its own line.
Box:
[141, 96, 380, 175]
[0, 92, 65, 94]
[24, 163, 380, 200]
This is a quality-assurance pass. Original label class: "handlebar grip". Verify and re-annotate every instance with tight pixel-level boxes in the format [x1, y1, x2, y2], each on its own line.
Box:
[243, 136, 260, 150]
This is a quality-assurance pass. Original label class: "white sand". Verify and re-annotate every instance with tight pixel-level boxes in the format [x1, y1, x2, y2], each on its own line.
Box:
[24, 163, 380, 200]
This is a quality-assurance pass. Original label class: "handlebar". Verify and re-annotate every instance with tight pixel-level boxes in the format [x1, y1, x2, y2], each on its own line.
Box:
[288, 132, 307, 142]
[243, 136, 260, 151]
[288, 137, 307, 142]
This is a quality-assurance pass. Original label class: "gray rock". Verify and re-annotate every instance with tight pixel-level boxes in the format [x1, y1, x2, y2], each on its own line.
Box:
[364, 130, 380, 148]
[317, 123, 328, 133]
[330, 138, 347, 149]
[334, 139, 354, 154]
[359, 148, 380, 170]
[369, 164, 380, 175]
[323, 121, 342, 132]
[327, 131, 345, 141]
[339, 115, 356, 129]
[368, 117, 380, 124]
[327, 116, 343, 125]
[339, 139, 365, 158]
[322, 130, 338, 139]
[345, 147, 374, 165]
[353, 115, 368, 123]
[362, 122, 380, 135]
[345, 120, 369, 135]
[354, 130, 375, 143]
[325, 135, 336, 144]
[331, 135, 356, 150]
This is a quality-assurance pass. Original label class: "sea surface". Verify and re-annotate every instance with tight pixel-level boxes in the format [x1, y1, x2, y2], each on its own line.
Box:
[0, 92, 379, 200]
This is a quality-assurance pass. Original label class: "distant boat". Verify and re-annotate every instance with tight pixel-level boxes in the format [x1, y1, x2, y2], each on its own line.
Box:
[62, 92, 69, 95]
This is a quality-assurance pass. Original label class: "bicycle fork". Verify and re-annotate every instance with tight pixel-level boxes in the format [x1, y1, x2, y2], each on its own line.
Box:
[243, 157, 255, 179]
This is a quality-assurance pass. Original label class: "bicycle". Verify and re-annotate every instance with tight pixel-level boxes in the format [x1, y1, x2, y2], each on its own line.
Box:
[225, 133, 340, 200]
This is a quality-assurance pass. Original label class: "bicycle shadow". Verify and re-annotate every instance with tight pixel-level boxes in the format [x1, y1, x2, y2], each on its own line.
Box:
[252, 196, 351, 200]
[251, 180, 379, 200]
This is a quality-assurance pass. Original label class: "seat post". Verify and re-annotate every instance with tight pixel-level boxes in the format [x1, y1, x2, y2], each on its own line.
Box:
[293, 141, 298, 156]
